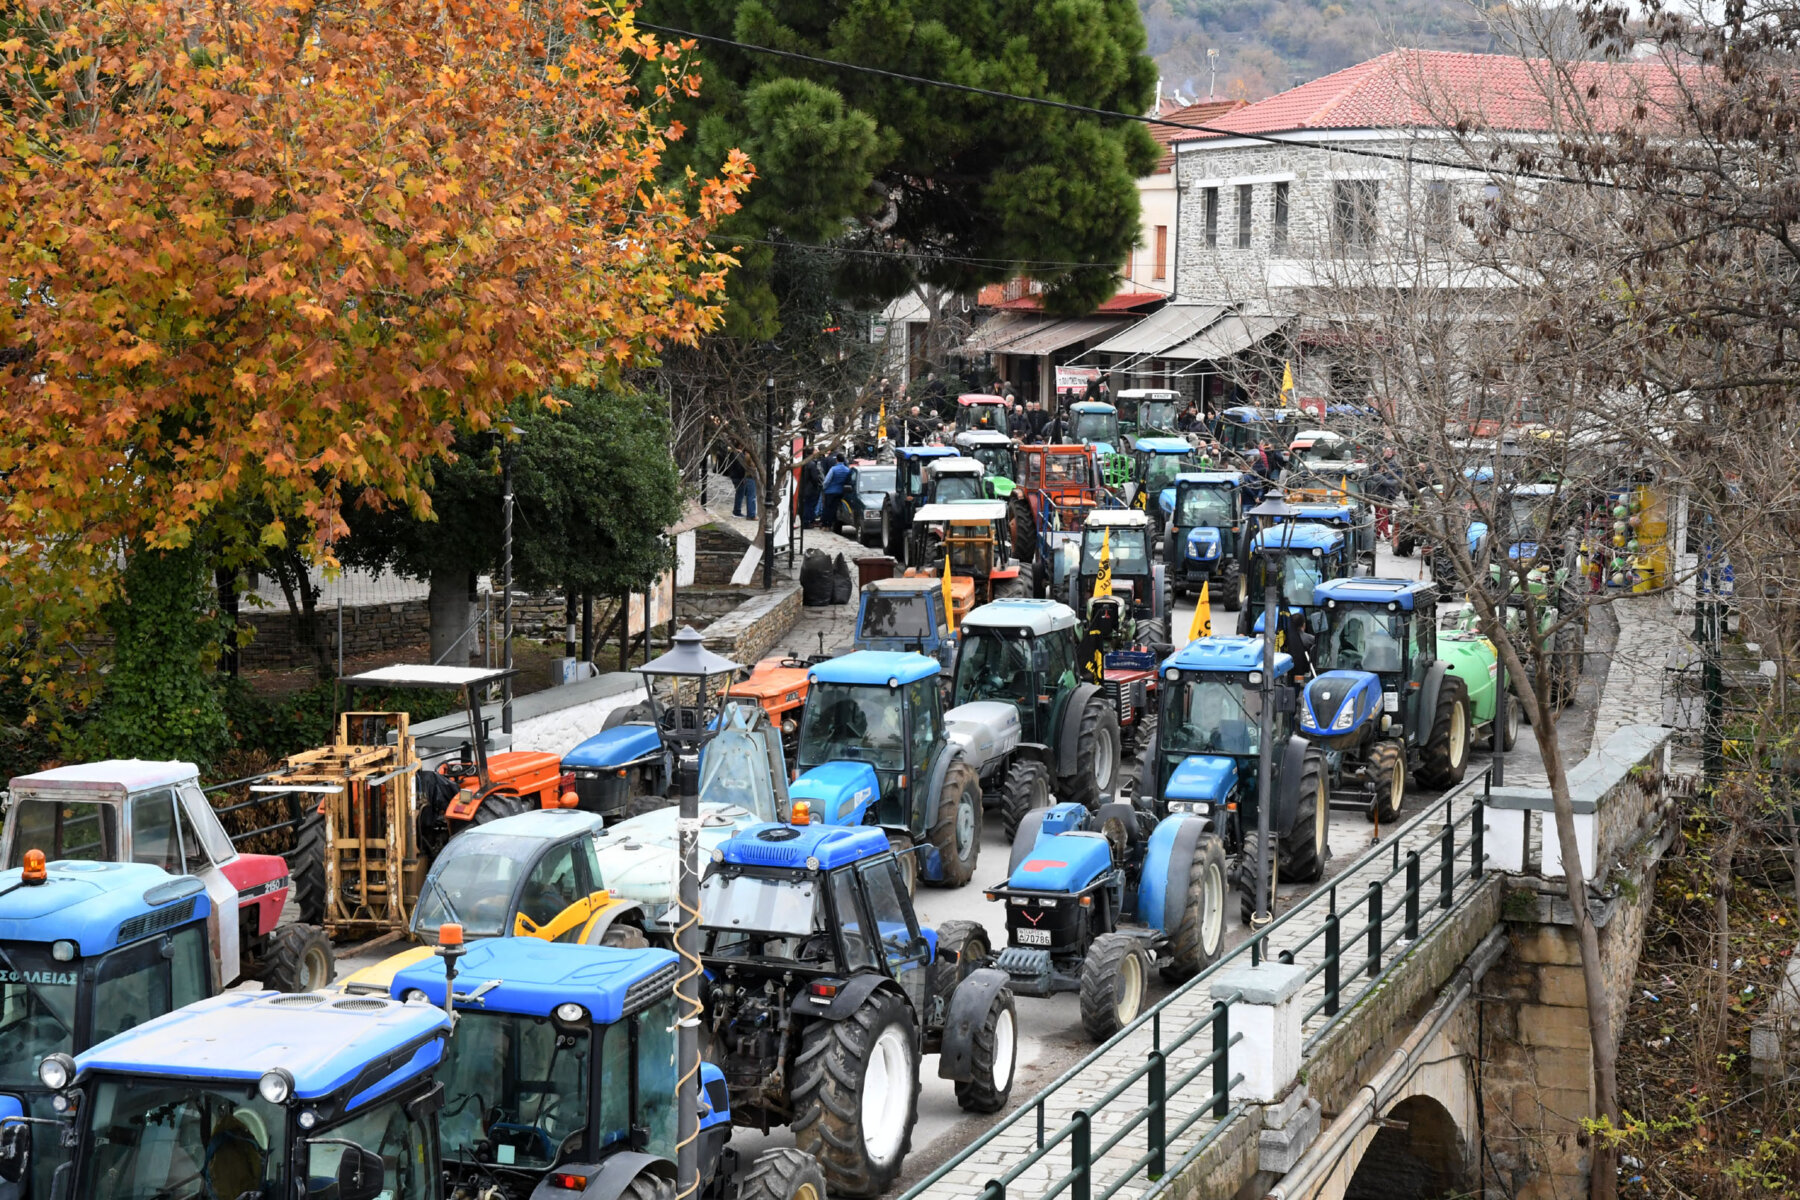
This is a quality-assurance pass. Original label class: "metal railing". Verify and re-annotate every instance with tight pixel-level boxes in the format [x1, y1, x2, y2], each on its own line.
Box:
[899, 767, 1491, 1200]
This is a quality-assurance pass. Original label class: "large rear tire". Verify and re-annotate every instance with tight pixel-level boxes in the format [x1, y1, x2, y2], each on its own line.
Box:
[886, 831, 918, 896]
[954, 988, 1018, 1113]
[1010, 497, 1037, 565]
[1414, 676, 1470, 790]
[741, 1149, 827, 1200]
[468, 790, 535, 828]
[1277, 754, 1329, 883]
[1062, 699, 1122, 811]
[1163, 835, 1227, 982]
[926, 760, 982, 887]
[1366, 741, 1405, 824]
[259, 923, 334, 993]
[792, 990, 919, 1196]
[1079, 933, 1148, 1042]
[619, 1169, 675, 1200]
[999, 758, 1052, 843]
[289, 811, 329, 927]
[1223, 560, 1244, 613]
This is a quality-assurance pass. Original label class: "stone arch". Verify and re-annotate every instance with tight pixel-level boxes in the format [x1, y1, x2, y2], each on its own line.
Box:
[1343, 1094, 1470, 1200]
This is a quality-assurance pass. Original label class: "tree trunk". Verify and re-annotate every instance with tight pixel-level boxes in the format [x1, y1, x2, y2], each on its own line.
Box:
[215, 566, 240, 677]
[269, 549, 328, 679]
[429, 568, 475, 664]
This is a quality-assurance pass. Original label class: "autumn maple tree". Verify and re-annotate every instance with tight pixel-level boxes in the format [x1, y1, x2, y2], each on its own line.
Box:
[0, 0, 749, 752]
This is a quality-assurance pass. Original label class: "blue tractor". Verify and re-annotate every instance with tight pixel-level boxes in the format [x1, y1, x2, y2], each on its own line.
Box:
[1137, 637, 1330, 921]
[984, 799, 1227, 1040]
[883, 445, 960, 561]
[1162, 471, 1254, 606]
[852, 577, 956, 672]
[13, 989, 451, 1200]
[1215, 405, 1300, 458]
[1281, 500, 1377, 572]
[1237, 522, 1354, 641]
[391, 938, 827, 1200]
[698, 821, 1017, 1195]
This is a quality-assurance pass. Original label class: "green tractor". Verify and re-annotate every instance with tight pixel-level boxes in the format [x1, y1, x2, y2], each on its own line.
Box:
[954, 429, 1020, 499]
[1300, 578, 1510, 823]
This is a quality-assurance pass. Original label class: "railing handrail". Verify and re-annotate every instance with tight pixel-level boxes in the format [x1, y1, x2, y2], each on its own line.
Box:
[898, 766, 1493, 1200]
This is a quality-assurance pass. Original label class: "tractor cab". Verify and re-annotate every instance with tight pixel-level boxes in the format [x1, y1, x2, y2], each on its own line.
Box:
[1151, 637, 1295, 811]
[906, 501, 1026, 612]
[1240, 522, 1353, 636]
[885, 446, 960, 560]
[0, 862, 215, 1200]
[30, 990, 449, 1200]
[1280, 499, 1377, 569]
[1010, 444, 1121, 594]
[1070, 510, 1167, 646]
[951, 601, 1085, 754]
[1164, 471, 1252, 604]
[955, 394, 1013, 436]
[390, 940, 693, 1193]
[1126, 437, 1199, 523]
[1066, 403, 1127, 488]
[1286, 429, 1369, 478]
[1118, 388, 1181, 440]
[854, 577, 956, 670]
[922, 457, 989, 506]
[1216, 406, 1300, 456]
[953, 429, 1019, 498]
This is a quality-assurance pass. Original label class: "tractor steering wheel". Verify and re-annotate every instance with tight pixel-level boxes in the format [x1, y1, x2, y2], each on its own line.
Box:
[439, 759, 479, 780]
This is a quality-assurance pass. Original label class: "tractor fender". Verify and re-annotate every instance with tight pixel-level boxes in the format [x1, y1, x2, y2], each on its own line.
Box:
[1140, 814, 1209, 933]
[790, 972, 909, 1023]
[1056, 684, 1106, 770]
[936, 967, 1013, 1083]
[1007, 802, 1090, 876]
[1271, 734, 1315, 838]
[528, 1153, 674, 1200]
[918, 742, 960, 835]
[1014, 741, 1055, 769]
[578, 899, 648, 947]
[1417, 661, 1450, 745]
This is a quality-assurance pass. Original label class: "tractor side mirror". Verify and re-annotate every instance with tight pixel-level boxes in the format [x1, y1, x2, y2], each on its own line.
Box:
[0, 1120, 31, 1184]
[305, 1140, 386, 1200]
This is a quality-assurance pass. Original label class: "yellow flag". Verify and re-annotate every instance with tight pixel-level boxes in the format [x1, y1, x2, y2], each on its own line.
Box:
[942, 550, 956, 633]
[1094, 529, 1113, 598]
[1189, 581, 1213, 641]
[1339, 473, 1349, 499]
[1280, 361, 1294, 407]
[878, 399, 887, 441]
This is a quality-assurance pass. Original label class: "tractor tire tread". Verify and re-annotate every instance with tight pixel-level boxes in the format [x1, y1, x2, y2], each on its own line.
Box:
[1079, 932, 1147, 1042]
[1366, 741, 1406, 824]
[741, 1149, 827, 1200]
[792, 990, 918, 1196]
[925, 760, 983, 887]
[1277, 755, 1329, 883]
[999, 759, 1053, 843]
[1062, 700, 1122, 811]
[953, 988, 1017, 1114]
[290, 812, 329, 927]
[1414, 676, 1470, 790]
[260, 923, 334, 993]
[1164, 836, 1227, 982]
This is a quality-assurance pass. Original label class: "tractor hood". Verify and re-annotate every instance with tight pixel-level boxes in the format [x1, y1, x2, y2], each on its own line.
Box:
[1185, 526, 1222, 561]
[1300, 670, 1385, 748]
[1006, 832, 1114, 893]
[790, 761, 881, 826]
[945, 701, 1023, 770]
[1164, 754, 1237, 806]
[563, 723, 663, 771]
[1467, 521, 1489, 556]
[592, 803, 766, 910]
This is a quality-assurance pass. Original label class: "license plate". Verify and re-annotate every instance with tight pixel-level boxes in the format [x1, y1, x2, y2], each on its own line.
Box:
[1015, 928, 1052, 946]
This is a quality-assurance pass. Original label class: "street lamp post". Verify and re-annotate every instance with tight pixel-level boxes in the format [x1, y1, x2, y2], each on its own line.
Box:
[499, 425, 522, 734]
[1243, 494, 1298, 928]
[634, 629, 743, 1200]
[763, 378, 776, 590]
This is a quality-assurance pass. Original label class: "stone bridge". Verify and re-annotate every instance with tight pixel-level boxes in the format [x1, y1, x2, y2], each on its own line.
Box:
[903, 722, 1677, 1200]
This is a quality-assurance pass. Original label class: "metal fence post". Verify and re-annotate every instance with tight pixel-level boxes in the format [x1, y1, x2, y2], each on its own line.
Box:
[1324, 910, 1341, 1017]
[1472, 785, 1486, 880]
[1072, 1111, 1092, 1200]
[1440, 808, 1456, 910]
[1148, 1049, 1167, 1179]
[1211, 1000, 1230, 1118]
[1405, 849, 1421, 940]
[1367, 881, 1383, 977]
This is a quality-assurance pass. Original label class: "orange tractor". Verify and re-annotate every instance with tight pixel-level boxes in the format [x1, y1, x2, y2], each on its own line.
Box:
[269, 665, 572, 940]
[1008, 443, 1125, 597]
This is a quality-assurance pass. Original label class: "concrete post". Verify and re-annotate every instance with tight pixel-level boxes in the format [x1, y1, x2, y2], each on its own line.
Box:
[1208, 961, 1309, 1103]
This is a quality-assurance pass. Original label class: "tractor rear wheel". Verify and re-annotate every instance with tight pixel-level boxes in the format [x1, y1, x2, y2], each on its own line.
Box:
[1010, 497, 1037, 565]
[999, 758, 1052, 843]
[1061, 699, 1122, 811]
[1163, 834, 1227, 982]
[882, 507, 901, 561]
[1237, 828, 1274, 925]
[260, 924, 334, 993]
[290, 811, 329, 927]
[926, 761, 982, 887]
[1079, 933, 1148, 1041]
[468, 790, 535, 828]
[742, 1148, 827, 1200]
[1226, 562, 1246, 613]
[618, 1170, 675, 1200]
[886, 831, 918, 895]
[1496, 691, 1521, 751]
[932, 920, 992, 1017]
[1366, 741, 1406, 824]
[1413, 676, 1470, 790]
[1278, 754, 1329, 883]
[994, 567, 1030, 601]
[792, 990, 919, 1196]
[954, 987, 1018, 1114]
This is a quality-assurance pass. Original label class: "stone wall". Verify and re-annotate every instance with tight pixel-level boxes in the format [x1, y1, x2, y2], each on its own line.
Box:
[237, 592, 575, 670]
[697, 584, 803, 665]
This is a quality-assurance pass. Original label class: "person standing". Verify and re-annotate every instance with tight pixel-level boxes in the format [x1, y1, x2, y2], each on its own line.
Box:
[727, 451, 756, 519]
[816, 454, 852, 531]
[800, 454, 826, 529]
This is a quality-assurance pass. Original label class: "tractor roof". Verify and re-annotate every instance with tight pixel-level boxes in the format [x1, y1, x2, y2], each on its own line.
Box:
[717, 822, 889, 872]
[340, 664, 516, 690]
[11, 759, 197, 795]
[894, 445, 957, 460]
[1315, 578, 1435, 610]
[958, 394, 1007, 406]
[0, 862, 210, 956]
[1285, 502, 1355, 521]
[808, 651, 939, 687]
[562, 723, 664, 771]
[1164, 636, 1293, 677]
[1248, 522, 1344, 553]
[1084, 509, 1152, 529]
[912, 501, 1008, 524]
[1069, 401, 1116, 414]
[1118, 388, 1178, 401]
[1290, 428, 1335, 443]
[1134, 437, 1192, 454]
[442, 807, 609, 842]
[391, 939, 677, 1025]
[955, 430, 1015, 447]
[1176, 471, 1252, 487]
[76, 990, 448, 1101]
[1506, 482, 1560, 497]
[1220, 406, 1293, 421]
[865, 576, 947, 595]
[927, 457, 985, 476]
[962, 598, 1079, 635]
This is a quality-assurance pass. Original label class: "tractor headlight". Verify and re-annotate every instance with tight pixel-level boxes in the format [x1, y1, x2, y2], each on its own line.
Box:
[1168, 801, 1208, 815]
[258, 1068, 294, 1106]
[1332, 703, 1357, 731]
[555, 1003, 588, 1024]
[38, 1053, 74, 1091]
[402, 989, 428, 1004]
[1164, 668, 1181, 682]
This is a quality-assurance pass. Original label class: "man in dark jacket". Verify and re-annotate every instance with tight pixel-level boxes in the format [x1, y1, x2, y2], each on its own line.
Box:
[726, 452, 755, 519]
[800, 454, 826, 528]
[817, 455, 852, 530]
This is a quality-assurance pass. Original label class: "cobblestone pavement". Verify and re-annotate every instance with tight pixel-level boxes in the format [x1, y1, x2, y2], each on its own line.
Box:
[1590, 590, 1685, 749]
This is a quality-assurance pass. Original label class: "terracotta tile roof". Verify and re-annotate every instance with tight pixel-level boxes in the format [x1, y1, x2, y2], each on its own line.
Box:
[1147, 98, 1247, 170]
[986, 291, 1167, 314]
[1178, 49, 1692, 144]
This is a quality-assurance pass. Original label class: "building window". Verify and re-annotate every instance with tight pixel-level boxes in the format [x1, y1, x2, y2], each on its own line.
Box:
[1236, 185, 1253, 248]
[1332, 179, 1379, 248]
[1272, 182, 1289, 253]
[1153, 225, 1168, 280]
[1204, 188, 1219, 248]
[1424, 180, 1452, 244]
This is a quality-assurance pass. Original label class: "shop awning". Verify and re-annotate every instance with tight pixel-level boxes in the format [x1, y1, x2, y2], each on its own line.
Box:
[960, 312, 1041, 354]
[1000, 316, 1130, 357]
[1164, 313, 1292, 361]
[1089, 303, 1230, 357]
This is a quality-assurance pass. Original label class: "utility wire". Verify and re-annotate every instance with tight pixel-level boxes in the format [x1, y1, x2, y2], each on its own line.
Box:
[638, 21, 1635, 190]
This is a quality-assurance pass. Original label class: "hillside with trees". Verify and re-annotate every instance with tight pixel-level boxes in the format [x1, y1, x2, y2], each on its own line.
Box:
[1142, 0, 1503, 100]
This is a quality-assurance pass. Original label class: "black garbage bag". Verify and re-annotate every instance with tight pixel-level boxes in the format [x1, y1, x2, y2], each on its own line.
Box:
[800, 549, 835, 607]
[831, 554, 853, 605]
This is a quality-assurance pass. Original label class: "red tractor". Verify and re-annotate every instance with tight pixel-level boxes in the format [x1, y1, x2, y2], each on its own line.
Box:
[1009, 443, 1124, 596]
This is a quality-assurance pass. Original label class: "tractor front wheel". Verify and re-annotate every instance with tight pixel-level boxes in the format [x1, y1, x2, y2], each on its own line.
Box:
[926, 761, 982, 887]
[1009, 498, 1037, 565]
[886, 831, 919, 896]
[1163, 834, 1227, 982]
[1237, 828, 1274, 926]
[792, 990, 919, 1196]
[1079, 933, 1148, 1041]
[933, 920, 992, 1017]
[1414, 676, 1470, 790]
[468, 790, 535, 828]
[741, 1149, 827, 1200]
[260, 924, 335, 993]
[954, 987, 1018, 1114]
[1366, 741, 1405, 824]
[1062, 699, 1122, 811]
[1277, 754, 1329, 883]
[999, 758, 1052, 843]
[290, 811, 329, 927]
[1226, 562, 1246, 613]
